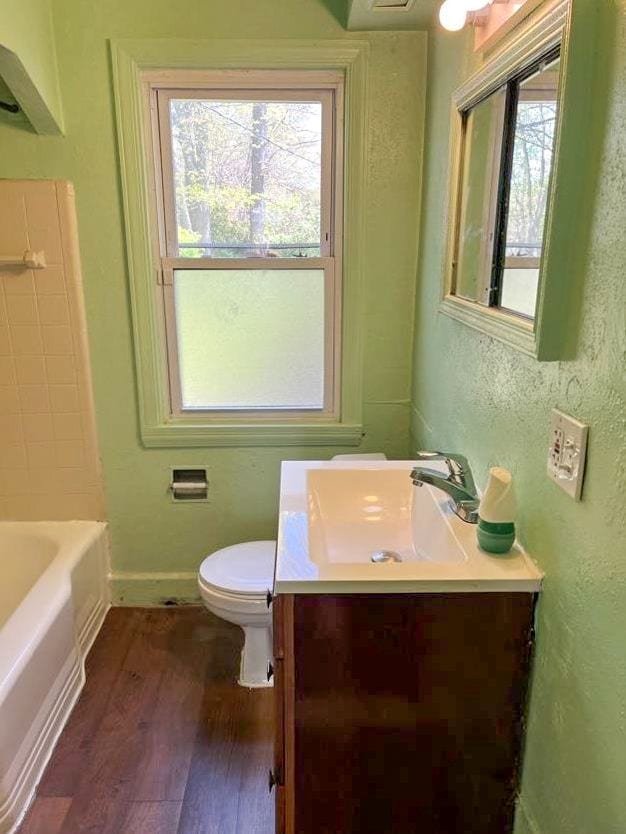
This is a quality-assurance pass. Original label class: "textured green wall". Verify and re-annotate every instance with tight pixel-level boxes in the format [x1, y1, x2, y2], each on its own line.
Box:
[0, 0, 426, 601]
[412, 3, 626, 833]
[0, 0, 63, 129]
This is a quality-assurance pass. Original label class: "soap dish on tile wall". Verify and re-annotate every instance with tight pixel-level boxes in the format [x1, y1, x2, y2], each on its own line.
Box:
[0, 249, 47, 269]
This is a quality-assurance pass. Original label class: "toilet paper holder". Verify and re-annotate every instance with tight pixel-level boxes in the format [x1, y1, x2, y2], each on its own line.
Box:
[169, 468, 208, 501]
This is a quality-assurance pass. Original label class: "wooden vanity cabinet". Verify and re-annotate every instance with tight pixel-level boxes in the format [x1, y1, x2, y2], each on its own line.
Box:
[271, 592, 535, 834]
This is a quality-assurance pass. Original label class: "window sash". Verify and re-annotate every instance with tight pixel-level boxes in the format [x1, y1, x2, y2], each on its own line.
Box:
[148, 71, 344, 421]
[161, 258, 339, 420]
[155, 86, 336, 260]
[489, 47, 560, 313]
[504, 256, 541, 269]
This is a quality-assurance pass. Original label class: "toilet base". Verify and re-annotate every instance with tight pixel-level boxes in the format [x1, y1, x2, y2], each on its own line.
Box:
[238, 625, 273, 689]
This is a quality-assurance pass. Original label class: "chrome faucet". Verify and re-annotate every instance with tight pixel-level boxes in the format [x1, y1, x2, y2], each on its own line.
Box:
[410, 451, 479, 524]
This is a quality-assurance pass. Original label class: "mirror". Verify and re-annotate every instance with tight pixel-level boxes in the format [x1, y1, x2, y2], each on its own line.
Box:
[453, 49, 562, 320]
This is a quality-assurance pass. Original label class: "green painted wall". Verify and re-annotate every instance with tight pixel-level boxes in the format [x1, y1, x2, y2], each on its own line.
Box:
[0, 0, 426, 601]
[411, 3, 626, 833]
[0, 0, 63, 129]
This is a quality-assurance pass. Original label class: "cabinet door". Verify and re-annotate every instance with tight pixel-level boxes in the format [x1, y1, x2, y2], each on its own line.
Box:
[290, 592, 535, 834]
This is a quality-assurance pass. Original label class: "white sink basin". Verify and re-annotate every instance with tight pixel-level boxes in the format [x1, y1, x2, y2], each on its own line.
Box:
[307, 468, 465, 565]
[275, 460, 543, 594]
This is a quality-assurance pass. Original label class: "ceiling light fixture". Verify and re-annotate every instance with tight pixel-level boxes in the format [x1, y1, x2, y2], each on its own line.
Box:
[438, 0, 468, 31]
[439, 0, 506, 32]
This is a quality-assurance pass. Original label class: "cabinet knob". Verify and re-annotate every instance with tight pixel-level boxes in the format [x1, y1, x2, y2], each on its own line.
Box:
[268, 769, 278, 793]
[267, 661, 274, 682]
[266, 589, 274, 609]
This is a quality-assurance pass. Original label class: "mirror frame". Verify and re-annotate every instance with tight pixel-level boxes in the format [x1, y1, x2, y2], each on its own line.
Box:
[440, 0, 590, 361]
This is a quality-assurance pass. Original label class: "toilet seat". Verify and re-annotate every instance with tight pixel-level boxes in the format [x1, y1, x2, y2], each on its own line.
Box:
[198, 540, 275, 598]
[198, 581, 269, 619]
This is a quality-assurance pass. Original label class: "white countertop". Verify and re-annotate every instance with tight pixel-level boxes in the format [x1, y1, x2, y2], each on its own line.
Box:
[275, 460, 543, 594]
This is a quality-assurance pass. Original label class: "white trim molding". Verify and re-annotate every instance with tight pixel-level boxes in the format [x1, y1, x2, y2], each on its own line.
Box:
[456, 0, 569, 109]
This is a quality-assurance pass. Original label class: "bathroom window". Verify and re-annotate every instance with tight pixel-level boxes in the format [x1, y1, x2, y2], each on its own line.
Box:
[150, 72, 342, 416]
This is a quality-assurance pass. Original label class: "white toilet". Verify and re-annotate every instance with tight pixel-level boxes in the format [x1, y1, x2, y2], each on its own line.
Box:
[198, 540, 276, 688]
[198, 454, 387, 688]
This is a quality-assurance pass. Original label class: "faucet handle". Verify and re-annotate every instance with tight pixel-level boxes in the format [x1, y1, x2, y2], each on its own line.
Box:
[415, 451, 467, 480]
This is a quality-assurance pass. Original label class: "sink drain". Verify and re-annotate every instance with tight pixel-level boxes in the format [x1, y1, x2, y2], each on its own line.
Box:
[370, 550, 402, 563]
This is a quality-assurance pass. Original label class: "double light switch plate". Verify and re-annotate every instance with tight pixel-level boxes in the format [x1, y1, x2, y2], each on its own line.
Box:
[547, 409, 589, 500]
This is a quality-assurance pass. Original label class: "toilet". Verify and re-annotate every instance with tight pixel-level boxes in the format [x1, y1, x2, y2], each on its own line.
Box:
[198, 540, 276, 688]
[198, 453, 387, 688]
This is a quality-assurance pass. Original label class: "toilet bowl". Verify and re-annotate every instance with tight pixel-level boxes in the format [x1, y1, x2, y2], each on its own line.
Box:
[198, 540, 275, 688]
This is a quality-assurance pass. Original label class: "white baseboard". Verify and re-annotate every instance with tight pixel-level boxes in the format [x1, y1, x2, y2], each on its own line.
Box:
[110, 570, 200, 606]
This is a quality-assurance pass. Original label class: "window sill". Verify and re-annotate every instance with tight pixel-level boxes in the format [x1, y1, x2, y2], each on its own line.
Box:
[141, 419, 364, 448]
[439, 295, 537, 357]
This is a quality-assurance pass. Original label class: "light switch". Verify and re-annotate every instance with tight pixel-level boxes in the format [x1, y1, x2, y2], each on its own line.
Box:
[547, 409, 589, 500]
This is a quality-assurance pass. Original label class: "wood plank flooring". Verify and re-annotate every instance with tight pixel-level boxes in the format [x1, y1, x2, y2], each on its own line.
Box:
[18, 608, 274, 834]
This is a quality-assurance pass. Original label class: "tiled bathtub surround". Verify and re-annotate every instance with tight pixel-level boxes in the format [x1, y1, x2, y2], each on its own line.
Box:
[0, 180, 105, 520]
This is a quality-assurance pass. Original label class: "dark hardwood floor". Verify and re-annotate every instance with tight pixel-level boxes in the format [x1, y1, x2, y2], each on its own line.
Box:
[18, 608, 274, 834]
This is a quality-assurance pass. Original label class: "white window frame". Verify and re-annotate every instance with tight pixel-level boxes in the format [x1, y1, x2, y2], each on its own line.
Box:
[146, 70, 344, 422]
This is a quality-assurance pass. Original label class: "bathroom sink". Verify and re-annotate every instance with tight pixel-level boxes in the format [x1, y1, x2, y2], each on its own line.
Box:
[307, 468, 466, 565]
[275, 460, 543, 594]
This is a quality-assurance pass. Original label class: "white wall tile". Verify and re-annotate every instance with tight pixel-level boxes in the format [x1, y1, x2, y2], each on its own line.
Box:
[0, 181, 105, 521]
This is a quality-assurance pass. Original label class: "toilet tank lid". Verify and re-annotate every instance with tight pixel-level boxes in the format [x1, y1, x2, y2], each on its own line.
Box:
[331, 452, 387, 460]
[199, 540, 276, 595]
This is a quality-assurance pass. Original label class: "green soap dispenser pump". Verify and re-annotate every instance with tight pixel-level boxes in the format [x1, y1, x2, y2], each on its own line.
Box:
[477, 467, 516, 555]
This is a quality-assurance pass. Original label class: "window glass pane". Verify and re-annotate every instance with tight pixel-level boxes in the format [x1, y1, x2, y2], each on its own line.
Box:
[169, 99, 322, 258]
[500, 268, 540, 317]
[500, 58, 560, 316]
[455, 88, 506, 303]
[173, 269, 325, 410]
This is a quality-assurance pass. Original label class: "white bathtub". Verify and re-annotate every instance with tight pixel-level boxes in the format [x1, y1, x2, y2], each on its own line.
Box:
[0, 522, 110, 834]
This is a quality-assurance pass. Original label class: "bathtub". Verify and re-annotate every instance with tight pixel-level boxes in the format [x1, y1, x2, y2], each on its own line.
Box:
[0, 522, 110, 834]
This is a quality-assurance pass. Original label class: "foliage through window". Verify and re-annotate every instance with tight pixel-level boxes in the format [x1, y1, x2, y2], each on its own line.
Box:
[150, 73, 342, 416]
[168, 98, 324, 258]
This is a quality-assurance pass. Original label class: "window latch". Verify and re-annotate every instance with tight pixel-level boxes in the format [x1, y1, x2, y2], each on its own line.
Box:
[486, 285, 499, 306]
[156, 268, 173, 286]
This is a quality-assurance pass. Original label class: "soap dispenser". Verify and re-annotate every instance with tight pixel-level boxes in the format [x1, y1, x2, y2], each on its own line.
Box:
[477, 467, 516, 555]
